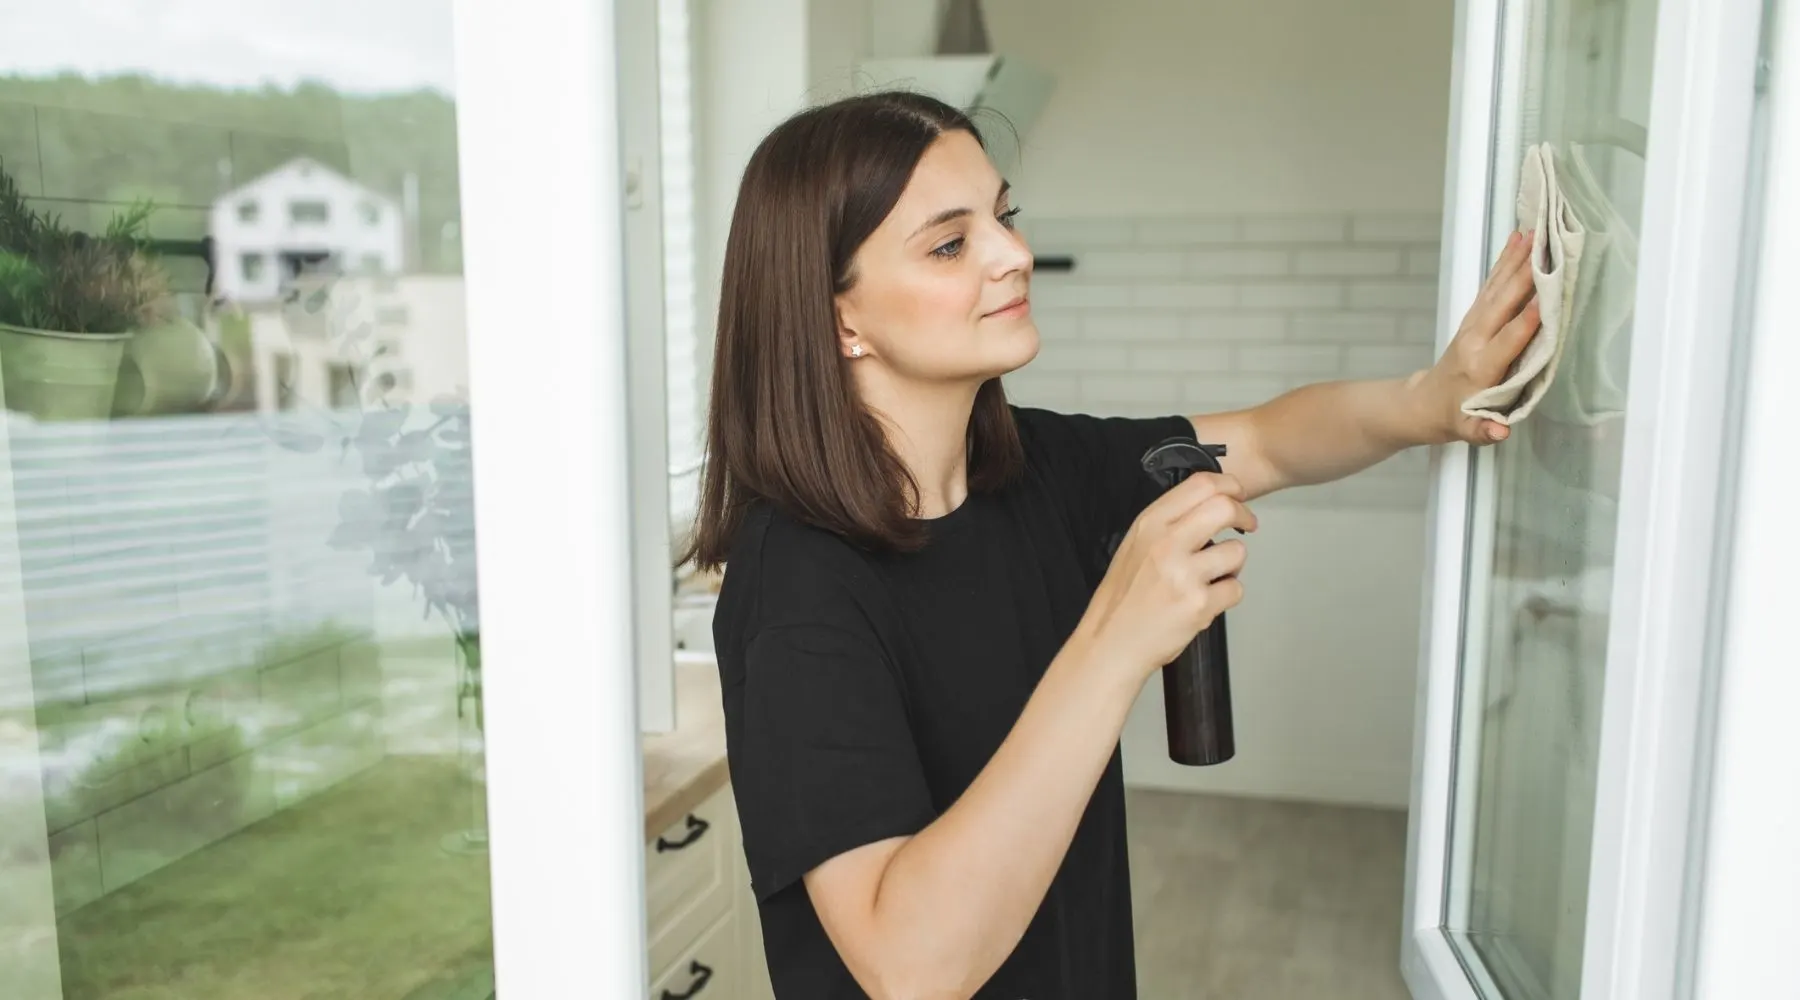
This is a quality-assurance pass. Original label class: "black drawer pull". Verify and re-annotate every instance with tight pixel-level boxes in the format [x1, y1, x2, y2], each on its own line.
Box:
[655, 814, 710, 852]
[660, 960, 713, 999]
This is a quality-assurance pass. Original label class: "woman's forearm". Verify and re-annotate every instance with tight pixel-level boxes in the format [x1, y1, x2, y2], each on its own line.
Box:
[1201, 371, 1437, 495]
[865, 631, 1143, 998]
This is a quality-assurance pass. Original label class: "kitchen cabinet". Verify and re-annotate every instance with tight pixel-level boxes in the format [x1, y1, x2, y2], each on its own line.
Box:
[646, 781, 775, 999]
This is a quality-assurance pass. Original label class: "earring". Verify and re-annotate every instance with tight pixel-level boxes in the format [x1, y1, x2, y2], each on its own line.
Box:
[849, 344, 864, 358]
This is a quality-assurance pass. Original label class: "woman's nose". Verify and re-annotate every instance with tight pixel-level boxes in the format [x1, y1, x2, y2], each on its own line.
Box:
[988, 224, 1034, 277]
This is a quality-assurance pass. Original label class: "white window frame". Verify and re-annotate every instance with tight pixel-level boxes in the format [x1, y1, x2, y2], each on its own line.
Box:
[451, 0, 650, 994]
[1403, 0, 1770, 998]
[1686, 5, 1800, 994]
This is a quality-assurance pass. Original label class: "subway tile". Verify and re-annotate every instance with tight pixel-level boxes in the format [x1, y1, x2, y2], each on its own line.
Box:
[259, 647, 342, 736]
[1002, 371, 1081, 406]
[1401, 312, 1441, 343]
[1029, 282, 1135, 309]
[1183, 375, 1290, 411]
[1082, 374, 1179, 404]
[1186, 313, 1287, 342]
[35, 104, 232, 206]
[1239, 282, 1346, 310]
[1243, 215, 1351, 243]
[1344, 344, 1436, 379]
[1085, 312, 1185, 341]
[1022, 218, 1137, 248]
[1406, 247, 1442, 277]
[1289, 313, 1401, 342]
[0, 101, 43, 195]
[1348, 280, 1438, 311]
[339, 640, 383, 706]
[265, 705, 382, 810]
[1133, 283, 1236, 308]
[1030, 311, 1083, 341]
[1134, 217, 1240, 245]
[1072, 250, 1186, 280]
[1186, 249, 1290, 278]
[49, 821, 103, 916]
[43, 745, 191, 834]
[1294, 249, 1405, 277]
[1128, 345, 1232, 372]
[1235, 344, 1345, 375]
[1351, 213, 1443, 243]
[95, 750, 274, 895]
[226, 132, 352, 189]
[1030, 343, 1124, 372]
[27, 197, 210, 241]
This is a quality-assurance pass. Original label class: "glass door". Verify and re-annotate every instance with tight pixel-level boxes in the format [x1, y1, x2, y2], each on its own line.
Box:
[1404, 0, 1770, 997]
[0, 1, 649, 996]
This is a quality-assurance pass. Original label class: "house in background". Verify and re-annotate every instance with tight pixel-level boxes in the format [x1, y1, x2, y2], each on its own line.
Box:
[209, 157, 405, 303]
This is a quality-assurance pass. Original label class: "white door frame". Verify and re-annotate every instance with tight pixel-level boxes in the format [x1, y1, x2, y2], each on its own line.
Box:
[1402, 0, 1770, 997]
[452, 0, 650, 995]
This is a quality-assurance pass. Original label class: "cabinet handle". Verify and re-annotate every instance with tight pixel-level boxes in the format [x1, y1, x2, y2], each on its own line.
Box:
[655, 814, 710, 852]
[659, 960, 713, 999]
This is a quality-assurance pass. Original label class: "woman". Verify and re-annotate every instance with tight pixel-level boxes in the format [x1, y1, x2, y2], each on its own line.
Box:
[683, 92, 1538, 999]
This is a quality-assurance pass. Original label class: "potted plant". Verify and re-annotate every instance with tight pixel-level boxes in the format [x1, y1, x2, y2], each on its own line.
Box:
[0, 164, 173, 421]
[320, 388, 484, 850]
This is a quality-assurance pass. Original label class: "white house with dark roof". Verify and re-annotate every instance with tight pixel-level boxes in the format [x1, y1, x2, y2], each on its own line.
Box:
[209, 157, 404, 303]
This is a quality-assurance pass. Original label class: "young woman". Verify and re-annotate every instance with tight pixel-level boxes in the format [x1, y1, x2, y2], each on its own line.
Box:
[682, 91, 1538, 1000]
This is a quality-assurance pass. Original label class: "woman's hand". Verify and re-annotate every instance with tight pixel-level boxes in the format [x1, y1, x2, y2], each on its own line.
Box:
[1076, 472, 1258, 681]
[1409, 228, 1544, 445]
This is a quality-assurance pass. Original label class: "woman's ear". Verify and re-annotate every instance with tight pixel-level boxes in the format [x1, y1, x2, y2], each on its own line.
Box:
[835, 298, 865, 359]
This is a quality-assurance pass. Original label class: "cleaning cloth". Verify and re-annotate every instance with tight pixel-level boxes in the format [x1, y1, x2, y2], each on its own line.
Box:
[1462, 142, 1588, 424]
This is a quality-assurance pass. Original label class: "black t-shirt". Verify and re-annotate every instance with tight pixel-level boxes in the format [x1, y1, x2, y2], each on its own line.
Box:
[712, 406, 1196, 999]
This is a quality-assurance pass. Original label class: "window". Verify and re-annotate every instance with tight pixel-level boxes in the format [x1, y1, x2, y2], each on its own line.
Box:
[288, 200, 329, 224]
[360, 201, 382, 226]
[237, 200, 260, 223]
[240, 252, 266, 282]
[272, 352, 299, 410]
[326, 362, 359, 410]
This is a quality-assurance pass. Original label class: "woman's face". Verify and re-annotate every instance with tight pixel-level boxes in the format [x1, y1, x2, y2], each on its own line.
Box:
[835, 130, 1039, 385]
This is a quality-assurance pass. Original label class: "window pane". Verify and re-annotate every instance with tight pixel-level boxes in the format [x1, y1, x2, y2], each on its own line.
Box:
[0, 5, 494, 998]
[1443, 0, 1660, 996]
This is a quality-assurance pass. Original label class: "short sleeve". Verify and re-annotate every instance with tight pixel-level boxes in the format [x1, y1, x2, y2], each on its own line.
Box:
[1010, 406, 1197, 584]
[730, 621, 937, 902]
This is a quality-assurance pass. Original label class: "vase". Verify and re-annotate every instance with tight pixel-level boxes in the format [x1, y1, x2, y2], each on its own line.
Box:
[442, 631, 488, 855]
[111, 315, 220, 417]
[0, 322, 131, 422]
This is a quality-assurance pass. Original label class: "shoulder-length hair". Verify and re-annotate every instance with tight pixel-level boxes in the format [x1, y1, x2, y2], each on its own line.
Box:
[679, 91, 1023, 571]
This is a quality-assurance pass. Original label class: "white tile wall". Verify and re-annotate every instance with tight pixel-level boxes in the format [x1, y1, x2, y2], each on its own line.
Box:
[1016, 212, 1444, 508]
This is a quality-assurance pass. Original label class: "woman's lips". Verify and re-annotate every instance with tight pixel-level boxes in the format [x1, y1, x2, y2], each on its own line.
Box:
[985, 296, 1030, 319]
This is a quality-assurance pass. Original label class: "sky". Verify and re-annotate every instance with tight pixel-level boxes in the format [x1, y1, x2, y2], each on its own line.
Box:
[0, 0, 458, 94]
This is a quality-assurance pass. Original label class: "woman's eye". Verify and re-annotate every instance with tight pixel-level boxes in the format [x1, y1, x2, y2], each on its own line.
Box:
[930, 237, 965, 260]
[999, 207, 1022, 229]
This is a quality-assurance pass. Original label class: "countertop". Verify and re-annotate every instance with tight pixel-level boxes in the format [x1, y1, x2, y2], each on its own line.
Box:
[641, 655, 729, 842]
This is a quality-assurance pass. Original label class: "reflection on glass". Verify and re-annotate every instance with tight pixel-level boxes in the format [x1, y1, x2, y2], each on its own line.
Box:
[1444, 0, 1658, 996]
[0, 6, 492, 998]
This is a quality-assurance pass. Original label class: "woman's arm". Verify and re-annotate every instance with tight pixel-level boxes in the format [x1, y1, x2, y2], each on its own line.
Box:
[802, 471, 1257, 1000]
[1194, 228, 1543, 500]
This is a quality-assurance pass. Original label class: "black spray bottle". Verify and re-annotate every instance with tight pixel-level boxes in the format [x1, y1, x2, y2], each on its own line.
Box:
[1140, 437, 1236, 766]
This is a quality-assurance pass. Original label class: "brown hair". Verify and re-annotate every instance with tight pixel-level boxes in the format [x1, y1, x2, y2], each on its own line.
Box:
[679, 91, 1024, 572]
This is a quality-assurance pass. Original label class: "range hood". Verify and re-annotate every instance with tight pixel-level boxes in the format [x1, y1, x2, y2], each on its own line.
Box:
[857, 0, 1054, 175]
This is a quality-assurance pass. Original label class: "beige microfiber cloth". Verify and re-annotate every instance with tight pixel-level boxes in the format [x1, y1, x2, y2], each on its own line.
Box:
[1462, 142, 1588, 424]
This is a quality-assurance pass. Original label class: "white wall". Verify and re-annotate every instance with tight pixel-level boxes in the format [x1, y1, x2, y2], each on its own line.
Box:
[978, 0, 1455, 809]
[983, 0, 1455, 216]
[693, 0, 813, 418]
[689, 0, 1456, 808]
